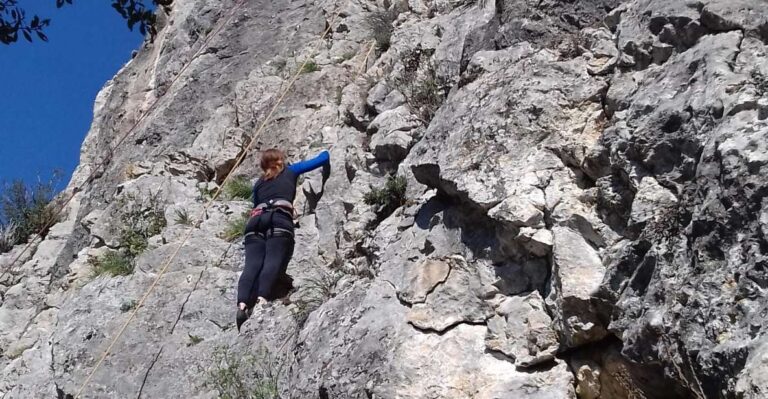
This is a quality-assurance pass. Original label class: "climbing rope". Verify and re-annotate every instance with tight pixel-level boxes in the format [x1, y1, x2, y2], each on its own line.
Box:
[0, 0, 247, 282]
[270, 39, 377, 358]
[74, 6, 377, 398]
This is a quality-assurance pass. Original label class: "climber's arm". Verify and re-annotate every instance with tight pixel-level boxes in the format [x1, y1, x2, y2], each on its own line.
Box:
[288, 150, 330, 176]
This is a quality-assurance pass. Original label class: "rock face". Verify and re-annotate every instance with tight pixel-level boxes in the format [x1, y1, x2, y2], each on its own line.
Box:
[1, 0, 767, 398]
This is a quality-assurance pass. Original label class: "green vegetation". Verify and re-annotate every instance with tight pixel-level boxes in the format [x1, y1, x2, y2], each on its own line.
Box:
[222, 212, 249, 242]
[120, 299, 138, 312]
[197, 185, 218, 201]
[291, 269, 341, 326]
[90, 251, 133, 277]
[303, 270, 341, 302]
[335, 86, 344, 105]
[224, 176, 253, 201]
[364, 175, 407, 217]
[0, 174, 60, 252]
[340, 51, 357, 62]
[90, 193, 167, 277]
[174, 208, 192, 226]
[118, 193, 166, 258]
[205, 346, 282, 399]
[300, 60, 321, 74]
[363, 174, 408, 229]
[392, 50, 444, 123]
[0, 222, 17, 253]
[409, 76, 442, 122]
[269, 57, 288, 77]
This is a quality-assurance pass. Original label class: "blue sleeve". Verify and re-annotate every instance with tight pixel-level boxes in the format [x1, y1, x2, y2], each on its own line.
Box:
[288, 150, 330, 175]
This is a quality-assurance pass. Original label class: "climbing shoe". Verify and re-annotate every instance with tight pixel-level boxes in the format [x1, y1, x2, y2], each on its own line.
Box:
[236, 307, 252, 332]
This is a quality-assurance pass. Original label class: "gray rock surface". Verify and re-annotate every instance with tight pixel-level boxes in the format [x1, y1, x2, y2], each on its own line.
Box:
[485, 291, 559, 367]
[548, 226, 608, 348]
[1, 0, 767, 398]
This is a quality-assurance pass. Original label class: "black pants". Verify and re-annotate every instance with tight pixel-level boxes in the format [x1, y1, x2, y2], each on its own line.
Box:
[237, 218, 295, 307]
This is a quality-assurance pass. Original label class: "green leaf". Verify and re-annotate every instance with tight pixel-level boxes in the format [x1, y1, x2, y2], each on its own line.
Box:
[112, 3, 127, 18]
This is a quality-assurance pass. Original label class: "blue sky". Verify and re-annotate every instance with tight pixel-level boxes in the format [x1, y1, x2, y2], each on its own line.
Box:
[0, 1, 146, 191]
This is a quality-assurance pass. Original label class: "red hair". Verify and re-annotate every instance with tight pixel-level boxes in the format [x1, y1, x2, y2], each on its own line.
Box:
[260, 149, 286, 180]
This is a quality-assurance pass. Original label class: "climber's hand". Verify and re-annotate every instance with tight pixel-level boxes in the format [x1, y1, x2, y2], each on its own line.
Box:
[321, 161, 331, 185]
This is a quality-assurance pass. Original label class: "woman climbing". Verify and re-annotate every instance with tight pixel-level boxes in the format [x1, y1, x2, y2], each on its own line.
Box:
[236, 148, 330, 331]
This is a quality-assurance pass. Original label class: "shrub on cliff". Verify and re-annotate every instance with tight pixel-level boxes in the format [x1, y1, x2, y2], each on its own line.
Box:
[90, 250, 133, 277]
[364, 174, 407, 227]
[392, 49, 445, 123]
[205, 346, 283, 399]
[0, 222, 17, 253]
[117, 193, 166, 258]
[90, 193, 167, 276]
[0, 175, 59, 250]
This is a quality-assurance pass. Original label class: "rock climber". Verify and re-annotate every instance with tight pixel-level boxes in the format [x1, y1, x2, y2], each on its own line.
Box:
[236, 148, 330, 331]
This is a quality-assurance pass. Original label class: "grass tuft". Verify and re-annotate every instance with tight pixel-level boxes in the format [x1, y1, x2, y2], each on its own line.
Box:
[90, 251, 133, 277]
[174, 208, 192, 225]
[224, 177, 253, 201]
[300, 60, 321, 74]
[222, 212, 249, 242]
[205, 346, 283, 399]
[291, 269, 341, 326]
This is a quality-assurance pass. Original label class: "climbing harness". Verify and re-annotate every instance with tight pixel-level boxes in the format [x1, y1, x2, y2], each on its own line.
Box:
[250, 198, 295, 218]
[248, 198, 296, 238]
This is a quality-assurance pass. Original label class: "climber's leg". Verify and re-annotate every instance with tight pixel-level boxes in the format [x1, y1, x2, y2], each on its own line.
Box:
[255, 233, 295, 300]
[238, 233, 267, 308]
[278, 238, 295, 277]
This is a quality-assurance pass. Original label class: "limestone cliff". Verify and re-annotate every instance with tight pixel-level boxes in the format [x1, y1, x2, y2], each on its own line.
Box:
[1, 0, 767, 398]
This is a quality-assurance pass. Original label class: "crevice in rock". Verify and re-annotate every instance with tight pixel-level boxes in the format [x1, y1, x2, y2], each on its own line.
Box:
[171, 244, 233, 333]
[232, 96, 240, 128]
[55, 384, 74, 399]
[344, 109, 369, 133]
[136, 346, 164, 399]
[659, 335, 709, 399]
[208, 318, 232, 332]
[484, 347, 515, 363]
[382, 279, 413, 309]
[412, 163, 502, 213]
[15, 304, 55, 348]
[564, 335, 692, 399]
[729, 30, 745, 73]
[408, 318, 489, 336]
[547, 148, 598, 190]
[52, 334, 71, 399]
[515, 357, 560, 373]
